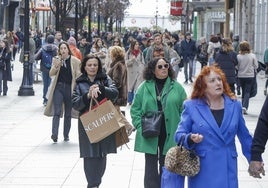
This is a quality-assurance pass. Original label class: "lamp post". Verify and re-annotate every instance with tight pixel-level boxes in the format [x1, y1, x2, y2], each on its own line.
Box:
[74, 0, 78, 40]
[155, 0, 158, 29]
[18, 0, 34, 96]
[97, 3, 100, 36]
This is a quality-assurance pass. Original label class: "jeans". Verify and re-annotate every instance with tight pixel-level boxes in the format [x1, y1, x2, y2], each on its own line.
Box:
[239, 77, 254, 109]
[42, 71, 51, 102]
[183, 58, 194, 81]
[52, 82, 72, 139]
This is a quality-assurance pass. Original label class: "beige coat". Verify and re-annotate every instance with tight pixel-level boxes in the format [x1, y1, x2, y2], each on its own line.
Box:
[125, 51, 145, 92]
[44, 56, 81, 117]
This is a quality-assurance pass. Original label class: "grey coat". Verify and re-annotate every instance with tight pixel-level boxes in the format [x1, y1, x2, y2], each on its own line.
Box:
[125, 51, 144, 91]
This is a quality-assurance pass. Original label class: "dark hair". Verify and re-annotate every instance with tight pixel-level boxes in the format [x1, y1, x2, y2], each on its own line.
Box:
[80, 54, 103, 74]
[1, 40, 10, 53]
[210, 35, 219, 43]
[143, 57, 175, 80]
[58, 41, 73, 56]
[129, 39, 139, 52]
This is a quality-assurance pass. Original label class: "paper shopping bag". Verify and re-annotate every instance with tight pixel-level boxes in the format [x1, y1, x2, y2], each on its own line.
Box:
[115, 126, 129, 148]
[80, 99, 124, 143]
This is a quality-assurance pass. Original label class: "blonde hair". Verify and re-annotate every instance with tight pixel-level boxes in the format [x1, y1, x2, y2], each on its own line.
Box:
[110, 46, 125, 61]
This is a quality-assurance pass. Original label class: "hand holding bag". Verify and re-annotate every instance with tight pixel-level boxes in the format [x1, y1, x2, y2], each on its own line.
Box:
[141, 111, 163, 138]
[165, 135, 200, 177]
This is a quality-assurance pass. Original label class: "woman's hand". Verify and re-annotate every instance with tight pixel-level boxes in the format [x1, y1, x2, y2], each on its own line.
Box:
[191, 133, 203, 143]
[88, 84, 101, 99]
[53, 56, 62, 69]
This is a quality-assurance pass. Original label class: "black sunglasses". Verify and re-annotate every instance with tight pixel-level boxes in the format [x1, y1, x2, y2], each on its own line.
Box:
[157, 64, 169, 69]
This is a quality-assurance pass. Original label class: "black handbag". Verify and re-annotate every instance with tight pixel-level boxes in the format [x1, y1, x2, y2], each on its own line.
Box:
[164, 135, 200, 177]
[141, 111, 163, 138]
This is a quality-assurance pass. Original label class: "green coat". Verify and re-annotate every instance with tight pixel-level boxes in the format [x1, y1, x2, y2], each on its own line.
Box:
[130, 77, 187, 155]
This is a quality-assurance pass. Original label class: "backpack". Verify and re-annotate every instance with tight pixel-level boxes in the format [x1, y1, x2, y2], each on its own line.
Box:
[41, 49, 53, 69]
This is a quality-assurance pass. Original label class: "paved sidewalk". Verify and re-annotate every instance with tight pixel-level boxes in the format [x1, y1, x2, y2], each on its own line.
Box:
[0, 59, 268, 188]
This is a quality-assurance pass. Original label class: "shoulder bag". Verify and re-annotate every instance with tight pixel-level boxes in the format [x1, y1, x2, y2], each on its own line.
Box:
[141, 83, 171, 138]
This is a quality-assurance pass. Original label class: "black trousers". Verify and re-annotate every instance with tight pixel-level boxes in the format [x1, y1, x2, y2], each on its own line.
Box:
[84, 156, 106, 188]
[144, 126, 166, 188]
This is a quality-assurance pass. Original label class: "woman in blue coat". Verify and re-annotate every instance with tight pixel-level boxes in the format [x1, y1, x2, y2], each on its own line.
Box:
[175, 65, 252, 188]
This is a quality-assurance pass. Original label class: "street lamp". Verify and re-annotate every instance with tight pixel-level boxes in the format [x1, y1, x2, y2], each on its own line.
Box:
[155, 0, 158, 29]
[97, 3, 100, 36]
[18, 0, 34, 96]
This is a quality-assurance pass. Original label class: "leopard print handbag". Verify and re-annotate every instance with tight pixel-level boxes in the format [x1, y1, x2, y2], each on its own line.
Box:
[164, 135, 200, 177]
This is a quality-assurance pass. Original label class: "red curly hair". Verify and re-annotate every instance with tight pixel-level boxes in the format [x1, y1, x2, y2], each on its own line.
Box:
[191, 65, 236, 100]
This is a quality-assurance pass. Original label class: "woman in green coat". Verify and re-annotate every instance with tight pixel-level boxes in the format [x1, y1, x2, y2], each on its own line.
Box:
[130, 57, 187, 188]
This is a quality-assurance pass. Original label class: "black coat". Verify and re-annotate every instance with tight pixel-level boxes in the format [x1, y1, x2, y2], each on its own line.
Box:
[214, 50, 238, 84]
[251, 96, 268, 161]
[72, 72, 118, 158]
[0, 47, 12, 81]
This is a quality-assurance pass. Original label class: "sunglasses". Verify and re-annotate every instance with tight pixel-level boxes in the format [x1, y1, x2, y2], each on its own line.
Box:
[157, 64, 169, 69]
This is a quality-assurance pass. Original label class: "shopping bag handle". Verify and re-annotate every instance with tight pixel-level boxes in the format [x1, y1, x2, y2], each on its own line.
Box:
[90, 98, 108, 110]
[89, 98, 99, 110]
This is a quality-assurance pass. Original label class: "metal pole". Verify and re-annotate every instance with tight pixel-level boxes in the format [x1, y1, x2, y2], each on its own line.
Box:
[18, 0, 34, 96]
[74, 0, 78, 40]
[186, 0, 189, 32]
[97, 3, 100, 36]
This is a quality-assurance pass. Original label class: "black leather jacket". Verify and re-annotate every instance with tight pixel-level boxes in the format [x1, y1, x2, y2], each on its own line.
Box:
[72, 72, 119, 158]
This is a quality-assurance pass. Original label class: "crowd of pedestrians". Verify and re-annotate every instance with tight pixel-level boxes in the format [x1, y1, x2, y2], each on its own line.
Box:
[1, 25, 268, 188]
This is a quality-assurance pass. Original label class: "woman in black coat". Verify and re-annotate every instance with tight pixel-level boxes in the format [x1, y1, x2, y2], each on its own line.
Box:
[214, 38, 238, 94]
[72, 55, 118, 188]
[0, 40, 12, 96]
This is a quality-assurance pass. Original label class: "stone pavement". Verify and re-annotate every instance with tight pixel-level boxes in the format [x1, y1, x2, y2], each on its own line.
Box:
[0, 59, 268, 188]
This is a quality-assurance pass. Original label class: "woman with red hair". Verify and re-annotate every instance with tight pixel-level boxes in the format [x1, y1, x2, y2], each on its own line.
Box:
[175, 65, 252, 188]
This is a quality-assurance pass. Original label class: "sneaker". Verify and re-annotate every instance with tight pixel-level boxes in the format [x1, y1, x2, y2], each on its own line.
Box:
[242, 107, 247, 115]
[64, 137, 69, 142]
[189, 79, 193, 83]
[51, 135, 58, 143]
[184, 80, 188, 84]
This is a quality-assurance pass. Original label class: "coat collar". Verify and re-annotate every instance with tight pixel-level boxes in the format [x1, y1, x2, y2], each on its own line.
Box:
[145, 77, 174, 104]
[196, 95, 235, 142]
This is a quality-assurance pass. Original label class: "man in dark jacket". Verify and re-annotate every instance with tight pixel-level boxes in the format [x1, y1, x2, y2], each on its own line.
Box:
[180, 32, 196, 84]
[248, 96, 268, 178]
[34, 35, 58, 106]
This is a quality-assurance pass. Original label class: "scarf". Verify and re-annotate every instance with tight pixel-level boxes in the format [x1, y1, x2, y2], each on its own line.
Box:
[132, 49, 140, 57]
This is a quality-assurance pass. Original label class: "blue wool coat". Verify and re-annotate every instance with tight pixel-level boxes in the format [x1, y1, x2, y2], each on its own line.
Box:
[175, 95, 252, 188]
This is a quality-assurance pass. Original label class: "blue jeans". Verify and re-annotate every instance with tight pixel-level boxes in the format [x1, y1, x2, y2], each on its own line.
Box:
[239, 77, 254, 109]
[183, 58, 194, 81]
[42, 71, 51, 102]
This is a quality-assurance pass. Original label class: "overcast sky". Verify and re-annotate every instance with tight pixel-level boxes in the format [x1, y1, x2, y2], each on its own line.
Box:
[126, 0, 170, 16]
